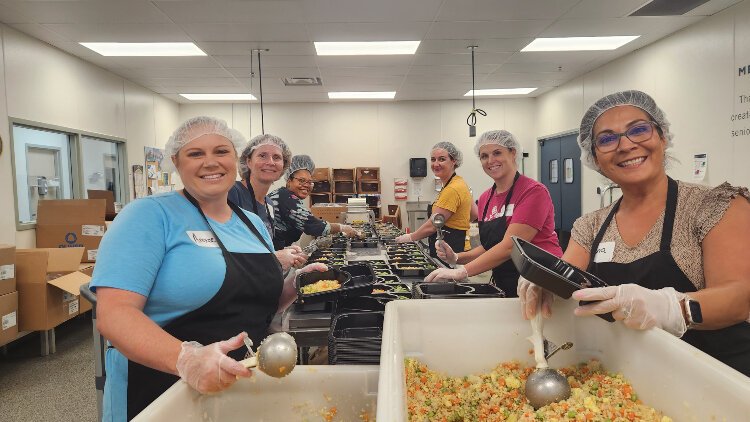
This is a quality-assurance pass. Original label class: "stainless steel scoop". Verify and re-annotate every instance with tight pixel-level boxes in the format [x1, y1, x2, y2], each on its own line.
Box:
[524, 302, 571, 409]
[239, 332, 298, 378]
[431, 213, 446, 241]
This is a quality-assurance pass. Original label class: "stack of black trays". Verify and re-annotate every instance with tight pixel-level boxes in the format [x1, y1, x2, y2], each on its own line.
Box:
[328, 312, 384, 365]
[413, 282, 506, 299]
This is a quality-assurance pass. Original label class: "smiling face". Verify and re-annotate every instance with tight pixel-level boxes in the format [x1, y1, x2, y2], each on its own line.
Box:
[592, 105, 667, 187]
[431, 148, 456, 180]
[287, 169, 313, 199]
[479, 144, 517, 182]
[247, 144, 285, 185]
[173, 133, 237, 203]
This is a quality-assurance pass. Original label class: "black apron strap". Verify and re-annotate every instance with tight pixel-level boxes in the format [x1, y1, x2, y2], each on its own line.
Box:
[660, 177, 679, 251]
[588, 198, 621, 269]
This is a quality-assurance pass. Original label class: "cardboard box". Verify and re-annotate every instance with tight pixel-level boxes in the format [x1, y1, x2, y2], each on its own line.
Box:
[87, 189, 117, 221]
[15, 247, 90, 331]
[310, 205, 346, 223]
[0, 244, 15, 296]
[77, 263, 95, 313]
[36, 199, 107, 263]
[0, 291, 19, 347]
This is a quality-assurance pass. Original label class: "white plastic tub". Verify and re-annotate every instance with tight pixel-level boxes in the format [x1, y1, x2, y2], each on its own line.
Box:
[377, 298, 750, 421]
[134, 365, 378, 421]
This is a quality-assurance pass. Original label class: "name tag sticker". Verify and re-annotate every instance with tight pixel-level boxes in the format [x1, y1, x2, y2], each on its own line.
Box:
[498, 204, 515, 217]
[187, 231, 219, 248]
[593, 241, 615, 263]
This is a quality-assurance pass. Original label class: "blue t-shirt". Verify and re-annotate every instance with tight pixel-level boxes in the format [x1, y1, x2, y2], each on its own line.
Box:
[90, 191, 273, 422]
[227, 181, 275, 239]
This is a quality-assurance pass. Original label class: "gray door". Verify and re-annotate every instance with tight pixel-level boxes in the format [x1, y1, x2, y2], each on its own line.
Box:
[539, 133, 582, 250]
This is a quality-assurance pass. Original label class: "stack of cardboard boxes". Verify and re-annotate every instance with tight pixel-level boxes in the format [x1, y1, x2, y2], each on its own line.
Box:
[0, 245, 18, 347]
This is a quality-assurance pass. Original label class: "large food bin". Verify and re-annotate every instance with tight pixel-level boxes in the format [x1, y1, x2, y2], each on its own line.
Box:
[133, 365, 378, 421]
[377, 298, 750, 421]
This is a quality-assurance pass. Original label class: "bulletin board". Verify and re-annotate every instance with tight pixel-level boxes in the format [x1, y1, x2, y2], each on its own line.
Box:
[144, 147, 173, 195]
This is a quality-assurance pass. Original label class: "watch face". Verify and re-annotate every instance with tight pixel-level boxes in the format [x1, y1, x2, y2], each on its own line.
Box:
[688, 299, 703, 324]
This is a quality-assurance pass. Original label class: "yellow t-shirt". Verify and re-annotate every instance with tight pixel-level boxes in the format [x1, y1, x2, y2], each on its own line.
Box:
[434, 174, 472, 231]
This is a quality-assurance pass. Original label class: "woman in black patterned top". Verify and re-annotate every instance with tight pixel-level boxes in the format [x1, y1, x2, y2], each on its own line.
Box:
[269, 155, 359, 250]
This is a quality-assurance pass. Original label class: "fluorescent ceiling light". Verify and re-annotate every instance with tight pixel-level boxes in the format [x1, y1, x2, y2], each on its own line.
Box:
[180, 93, 257, 101]
[80, 42, 206, 56]
[521, 36, 640, 52]
[328, 91, 396, 99]
[315, 41, 420, 55]
[464, 88, 537, 96]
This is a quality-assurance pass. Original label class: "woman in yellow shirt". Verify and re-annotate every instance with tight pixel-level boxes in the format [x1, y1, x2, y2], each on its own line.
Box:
[396, 141, 474, 257]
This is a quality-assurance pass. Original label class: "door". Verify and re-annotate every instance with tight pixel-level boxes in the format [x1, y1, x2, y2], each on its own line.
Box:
[539, 133, 582, 251]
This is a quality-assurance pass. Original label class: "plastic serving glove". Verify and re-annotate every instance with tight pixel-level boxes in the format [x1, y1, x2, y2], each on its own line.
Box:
[394, 233, 413, 243]
[573, 284, 687, 337]
[176, 332, 252, 394]
[435, 240, 458, 265]
[518, 276, 554, 320]
[423, 265, 469, 283]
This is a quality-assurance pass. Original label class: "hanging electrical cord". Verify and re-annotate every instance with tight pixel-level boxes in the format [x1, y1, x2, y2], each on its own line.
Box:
[249, 51, 254, 136]
[466, 45, 486, 137]
[255, 49, 267, 134]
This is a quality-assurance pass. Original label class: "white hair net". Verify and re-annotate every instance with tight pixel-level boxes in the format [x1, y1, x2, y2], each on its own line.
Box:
[578, 90, 674, 172]
[431, 141, 463, 168]
[285, 154, 315, 180]
[162, 116, 245, 173]
[238, 134, 292, 179]
[474, 130, 521, 162]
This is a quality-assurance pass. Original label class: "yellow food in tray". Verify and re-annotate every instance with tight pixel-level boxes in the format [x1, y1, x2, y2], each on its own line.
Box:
[405, 358, 670, 422]
[300, 279, 342, 294]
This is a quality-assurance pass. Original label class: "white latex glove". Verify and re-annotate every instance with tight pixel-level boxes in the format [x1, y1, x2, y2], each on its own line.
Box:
[275, 247, 307, 272]
[395, 233, 413, 243]
[175, 332, 252, 394]
[278, 262, 329, 311]
[340, 224, 356, 237]
[518, 276, 554, 320]
[423, 265, 469, 283]
[435, 240, 458, 265]
[573, 284, 687, 337]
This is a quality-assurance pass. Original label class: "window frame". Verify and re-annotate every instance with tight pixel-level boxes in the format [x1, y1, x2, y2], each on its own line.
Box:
[9, 117, 128, 231]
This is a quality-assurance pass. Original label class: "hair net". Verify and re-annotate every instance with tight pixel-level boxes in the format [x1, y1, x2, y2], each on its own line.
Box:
[431, 141, 463, 168]
[474, 130, 521, 162]
[238, 133, 292, 179]
[285, 154, 316, 181]
[162, 116, 245, 173]
[578, 90, 674, 172]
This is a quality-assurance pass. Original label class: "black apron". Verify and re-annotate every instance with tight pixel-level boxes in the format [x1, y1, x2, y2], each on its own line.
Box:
[244, 176, 277, 248]
[125, 190, 284, 419]
[428, 173, 467, 258]
[588, 177, 750, 376]
[479, 172, 521, 297]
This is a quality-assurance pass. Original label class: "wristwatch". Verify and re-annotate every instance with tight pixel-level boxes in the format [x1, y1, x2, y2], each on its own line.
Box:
[681, 296, 703, 329]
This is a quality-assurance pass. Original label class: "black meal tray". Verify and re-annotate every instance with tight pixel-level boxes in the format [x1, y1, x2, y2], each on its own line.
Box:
[392, 264, 436, 277]
[376, 275, 402, 284]
[329, 312, 384, 341]
[414, 282, 471, 299]
[349, 239, 380, 248]
[510, 236, 613, 322]
[334, 296, 386, 314]
[296, 265, 375, 304]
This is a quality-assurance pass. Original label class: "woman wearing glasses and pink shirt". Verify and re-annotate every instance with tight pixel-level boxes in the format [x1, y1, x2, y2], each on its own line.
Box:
[519, 90, 750, 376]
[269, 155, 358, 249]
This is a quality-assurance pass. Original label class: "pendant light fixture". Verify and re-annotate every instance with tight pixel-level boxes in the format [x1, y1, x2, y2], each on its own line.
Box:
[466, 45, 486, 137]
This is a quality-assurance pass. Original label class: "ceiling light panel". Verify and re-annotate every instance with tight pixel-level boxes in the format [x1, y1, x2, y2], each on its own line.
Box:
[464, 88, 537, 96]
[521, 36, 639, 51]
[328, 91, 396, 99]
[180, 93, 257, 101]
[80, 42, 206, 56]
[315, 41, 420, 55]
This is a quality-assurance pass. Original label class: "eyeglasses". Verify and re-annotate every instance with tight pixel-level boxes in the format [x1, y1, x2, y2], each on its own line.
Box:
[292, 177, 314, 186]
[594, 121, 660, 153]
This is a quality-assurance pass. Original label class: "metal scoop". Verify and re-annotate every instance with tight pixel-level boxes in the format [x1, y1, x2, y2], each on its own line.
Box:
[524, 302, 571, 409]
[431, 213, 446, 241]
[239, 332, 298, 378]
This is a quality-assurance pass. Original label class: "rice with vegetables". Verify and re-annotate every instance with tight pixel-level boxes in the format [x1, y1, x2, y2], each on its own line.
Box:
[300, 279, 341, 294]
[405, 358, 671, 421]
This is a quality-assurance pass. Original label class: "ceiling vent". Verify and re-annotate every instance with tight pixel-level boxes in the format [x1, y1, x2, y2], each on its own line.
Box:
[630, 0, 711, 16]
[282, 77, 322, 86]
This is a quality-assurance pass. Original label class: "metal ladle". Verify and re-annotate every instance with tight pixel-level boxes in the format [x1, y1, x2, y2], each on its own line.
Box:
[431, 213, 446, 241]
[240, 332, 298, 378]
[524, 302, 571, 409]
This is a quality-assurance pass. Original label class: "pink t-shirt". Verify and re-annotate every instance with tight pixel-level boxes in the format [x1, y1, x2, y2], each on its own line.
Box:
[477, 174, 563, 257]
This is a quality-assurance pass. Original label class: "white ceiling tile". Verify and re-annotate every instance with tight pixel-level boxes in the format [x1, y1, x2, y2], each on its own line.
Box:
[197, 41, 315, 56]
[315, 55, 414, 68]
[144, 77, 245, 88]
[84, 55, 221, 69]
[418, 38, 532, 54]
[301, 0, 443, 23]
[118, 67, 235, 79]
[227, 67, 322, 78]
[41, 23, 191, 42]
[321, 75, 404, 88]
[153, 0, 306, 23]
[437, 0, 580, 21]
[181, 23, 310, 42]
[562, 0, 652, 18]
[484, 71, 572, 82]
[408, 64, 498, 76]
[214, 54, 317, 68]
[306, 22, 432, 42]
[319, 66, 411, 77]
[540, 16, 703, 37]
[426, 20, 554, 40]
[0, 1, 169, 23]
[0, 3, 36, 23]
[412, 52, 513, 66]
[687, 0, 742, 16]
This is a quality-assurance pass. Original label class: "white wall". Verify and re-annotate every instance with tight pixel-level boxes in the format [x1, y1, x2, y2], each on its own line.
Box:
[535, 0, 750, 214]
[0, 26, 180, 247]
[180, 98, 537, 224]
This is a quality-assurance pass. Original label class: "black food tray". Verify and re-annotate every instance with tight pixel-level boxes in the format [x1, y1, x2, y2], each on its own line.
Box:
[297, 266, 375, 304]
[392, 264, 436, 277]
[349, 239, 379, 248]
[334, 296, 386, 314]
